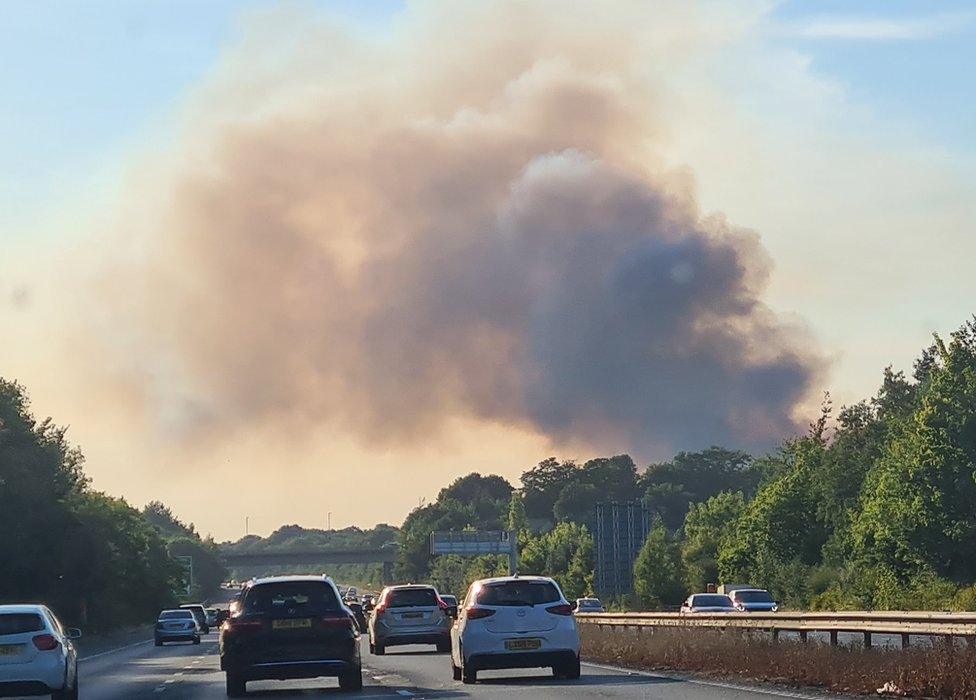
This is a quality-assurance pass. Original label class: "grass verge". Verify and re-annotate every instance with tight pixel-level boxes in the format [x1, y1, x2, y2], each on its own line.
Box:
[580, 624, 976, 697]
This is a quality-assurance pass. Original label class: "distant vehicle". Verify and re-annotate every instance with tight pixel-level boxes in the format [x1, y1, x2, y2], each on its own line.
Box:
[728, 588, 778, 612]
[0, 604, 81, 699]
[346, 587, 358, 599]
[451, 576, 580, 684]
[368, 585, 452, 655]
[346, 601, 368, 633]
[439, 595, 459, 618]
[219, 575, 362, 696]
[205, 608, 219, 628]
[179, 604, 210, 634]
[361, 596, 376, 614]
[155, 609, 201, 646]
[572, 597, 605, 613]
[680, 594, 736, 613]
[215, 608, 230, 626]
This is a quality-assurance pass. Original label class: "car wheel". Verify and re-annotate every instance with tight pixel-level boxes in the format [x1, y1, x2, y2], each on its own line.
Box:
[193, 636, 201, 644]
[553, 654, 581, 680]
[338, 668, 363, 691]
[154, 639, 163, 647]
[373, 642, 385, 656]
[52, 671, 78, 700]
[452, 659, 462, 681]
[225, 672, 246, 697]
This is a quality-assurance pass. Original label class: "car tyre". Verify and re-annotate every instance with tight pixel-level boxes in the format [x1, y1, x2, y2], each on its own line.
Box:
[225, 672, 246, 697]
[461, 663, 476, 684]
[154, 639, 163, 647]
[451, 659, 462, 681]
[52, 670, 79, 700]
[553, 654, 581, 680]
[193, 636, 201, 644]
[338, 668, 363, 691]
[373, 642, 385, 656]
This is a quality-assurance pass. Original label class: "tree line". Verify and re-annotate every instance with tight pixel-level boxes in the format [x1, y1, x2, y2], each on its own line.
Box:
[0, 379, 225, 630]
[397, 319, 976, 611]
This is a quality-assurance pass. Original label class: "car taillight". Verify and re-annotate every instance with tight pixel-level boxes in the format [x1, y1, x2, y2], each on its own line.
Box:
[545, 604, 574, 616]
[228, 619, 263, 633]
[33, 634, 60, 651]
[465, 607, 495, 620]
[321, 616, 354, 630]
[373, 604, 387, 617]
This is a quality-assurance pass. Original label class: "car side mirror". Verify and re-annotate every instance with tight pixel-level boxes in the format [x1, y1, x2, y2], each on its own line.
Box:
[66, 628, 82, 640]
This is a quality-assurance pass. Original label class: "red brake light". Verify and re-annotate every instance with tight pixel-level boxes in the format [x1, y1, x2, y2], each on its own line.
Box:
[545, 604, 574, 616]
[466, 607, 495, 620]
[228, 619, 263, 633]
[321, 616, 354, 629]
[33, 634, 60, 651]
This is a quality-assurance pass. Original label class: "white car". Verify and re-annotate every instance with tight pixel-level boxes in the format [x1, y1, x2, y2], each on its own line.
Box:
[450, 576, 580, 684]
[0, 604, 81, 699]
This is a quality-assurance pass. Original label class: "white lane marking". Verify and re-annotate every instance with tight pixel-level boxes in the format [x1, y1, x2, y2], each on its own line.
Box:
[79, 639, 153, 661]
[581, 661, 836, 699]
[164, 679, 176, 684]
[174, 672, 184, 677]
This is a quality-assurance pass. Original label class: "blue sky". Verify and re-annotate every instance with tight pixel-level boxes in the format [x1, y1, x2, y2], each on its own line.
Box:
[2, 1, 973, 239]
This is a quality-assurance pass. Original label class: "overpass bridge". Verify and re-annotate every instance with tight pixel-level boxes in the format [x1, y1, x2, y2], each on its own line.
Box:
[221, 547, 398, 583]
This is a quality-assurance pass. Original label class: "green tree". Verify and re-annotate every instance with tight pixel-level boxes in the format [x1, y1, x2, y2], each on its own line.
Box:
[641, 447, 759, 530]
[852, 322, 976, 587]
[552, 483, 600, 524]
[520, 458, 578, 520]
[682, 491, 746, 592]
[633, 520, 686, 609]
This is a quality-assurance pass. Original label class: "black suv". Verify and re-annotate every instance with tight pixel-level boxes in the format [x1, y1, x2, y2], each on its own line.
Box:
[219, 575, 362, 696]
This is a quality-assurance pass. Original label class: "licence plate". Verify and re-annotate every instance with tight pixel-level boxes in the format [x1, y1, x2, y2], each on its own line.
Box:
[272, 619, 311, 630]
[0, 645, 22, 656]
[505, 638, 541, 650]
[402, 613, 423, 619]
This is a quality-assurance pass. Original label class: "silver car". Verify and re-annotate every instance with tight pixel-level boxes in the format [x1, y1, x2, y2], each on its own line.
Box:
[679, 593, 736, 613]
[368, 585, 452, 654]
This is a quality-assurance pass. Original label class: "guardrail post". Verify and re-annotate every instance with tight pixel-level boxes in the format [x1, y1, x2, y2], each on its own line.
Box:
[799, 630, 807, 642]
[900, 633, 910, 649]
[771, 629, 779, 642]
[863, 632, 872, 649]
[829, 630, 838, 646]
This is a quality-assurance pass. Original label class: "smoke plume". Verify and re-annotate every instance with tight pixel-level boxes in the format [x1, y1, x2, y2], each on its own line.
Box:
[93, 1, 824, 459]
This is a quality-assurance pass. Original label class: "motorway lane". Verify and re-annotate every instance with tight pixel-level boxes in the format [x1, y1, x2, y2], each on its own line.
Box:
[22, 632, 843, 699]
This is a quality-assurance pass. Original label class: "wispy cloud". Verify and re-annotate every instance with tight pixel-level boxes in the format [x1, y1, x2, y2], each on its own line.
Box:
[789, 12, 972, 41]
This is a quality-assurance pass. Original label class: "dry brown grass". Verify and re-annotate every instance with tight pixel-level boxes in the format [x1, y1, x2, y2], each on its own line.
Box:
[580, 624, 976, 698]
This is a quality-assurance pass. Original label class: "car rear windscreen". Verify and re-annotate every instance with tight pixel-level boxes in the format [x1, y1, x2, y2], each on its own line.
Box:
[244, 582, 341, 615]
[692, 595, 733, 607]
[735, 590, 774, 603]
[0, 613, 45, 635]
[386, 588, 438, 608]
[159, 610, 193, 620]
[478, 581, 560, 606]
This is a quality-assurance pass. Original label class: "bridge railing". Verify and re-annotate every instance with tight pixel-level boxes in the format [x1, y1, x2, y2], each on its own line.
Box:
[575, 611, 976, 648]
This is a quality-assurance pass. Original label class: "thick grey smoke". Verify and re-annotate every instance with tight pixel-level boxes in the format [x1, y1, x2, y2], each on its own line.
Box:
[97, 2, 824, 459]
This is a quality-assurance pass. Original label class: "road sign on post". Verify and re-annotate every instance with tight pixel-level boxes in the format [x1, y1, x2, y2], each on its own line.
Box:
[430, 530, 518, 575]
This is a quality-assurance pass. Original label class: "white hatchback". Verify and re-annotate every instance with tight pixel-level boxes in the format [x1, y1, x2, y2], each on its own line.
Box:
[0, 604, 81, 699]
[450, 576, 580, 684]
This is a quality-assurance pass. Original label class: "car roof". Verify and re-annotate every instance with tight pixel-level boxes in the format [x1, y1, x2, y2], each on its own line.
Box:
[249, 575, 335, 586]
[730, 588, 768, 594]
[0, 604, 46, 615]
[160, 609, 193, 614]
[180, 603, 205, 608]
[384, 584, 436, 591]
[475, 575, 556, 585]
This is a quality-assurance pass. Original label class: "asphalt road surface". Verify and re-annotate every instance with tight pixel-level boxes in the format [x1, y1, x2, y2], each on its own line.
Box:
[26, 632, 846, 700]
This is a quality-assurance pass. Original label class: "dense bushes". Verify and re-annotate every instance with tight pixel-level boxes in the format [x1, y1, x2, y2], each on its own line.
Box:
[0, 379, 181, 630]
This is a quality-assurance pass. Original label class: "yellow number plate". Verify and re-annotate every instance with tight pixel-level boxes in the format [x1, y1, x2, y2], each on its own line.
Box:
[272, 618, 312, 630]
[0, 645, 22, 656]
[504, 638, 541, 650]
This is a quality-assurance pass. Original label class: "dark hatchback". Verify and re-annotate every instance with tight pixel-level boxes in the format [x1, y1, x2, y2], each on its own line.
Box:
[219, 575, 362, 696]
